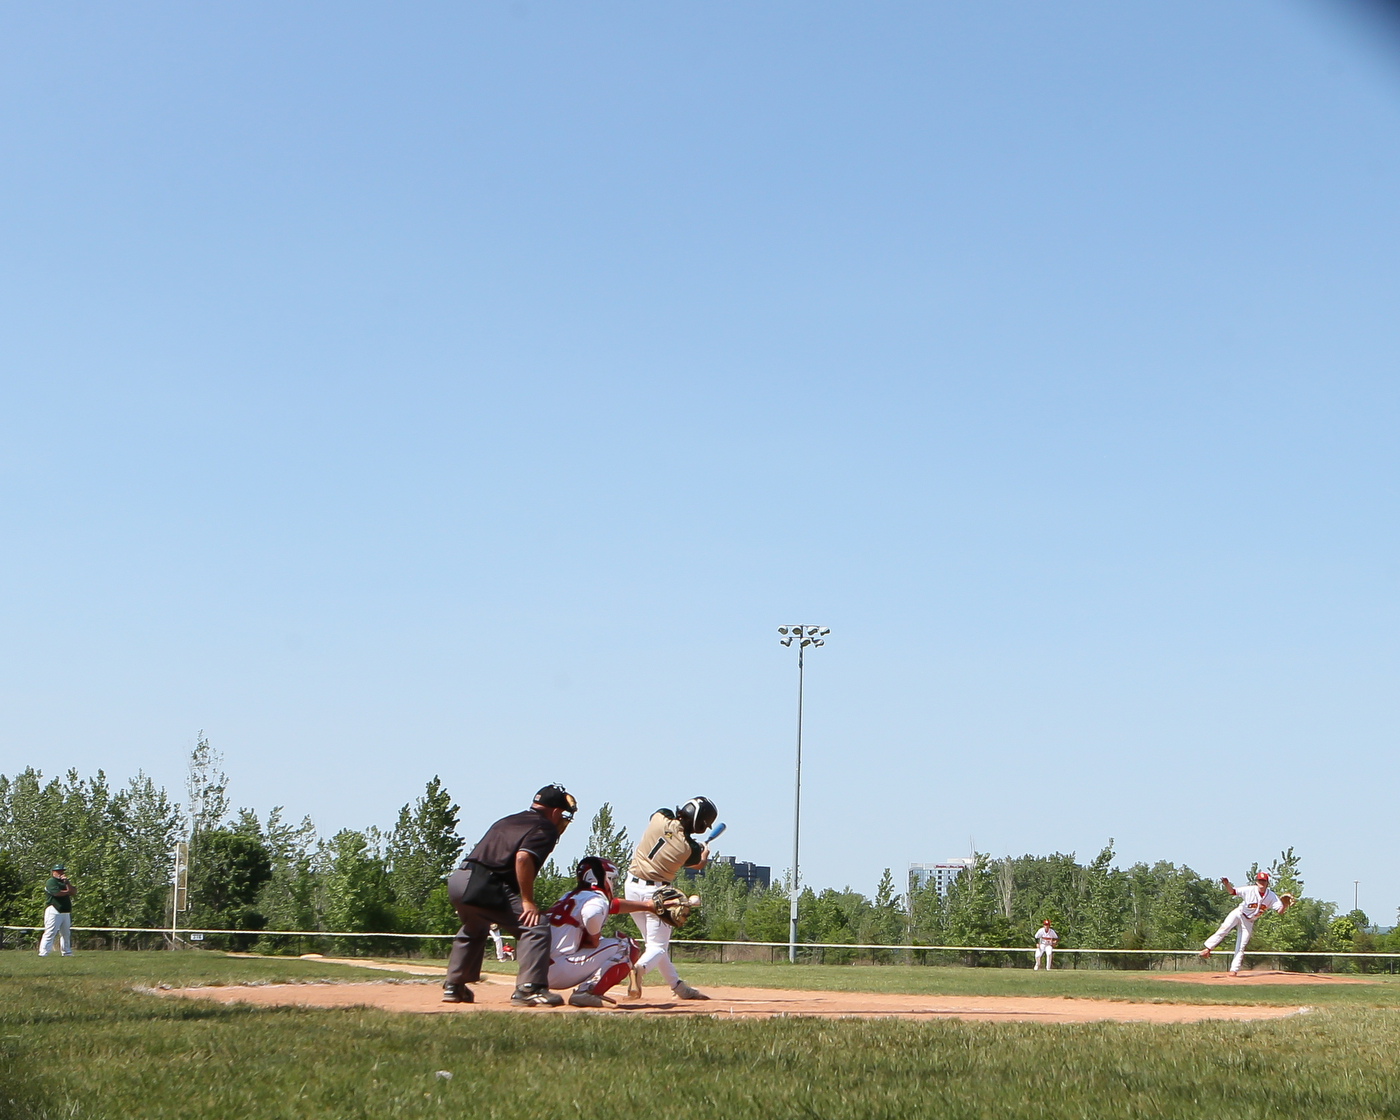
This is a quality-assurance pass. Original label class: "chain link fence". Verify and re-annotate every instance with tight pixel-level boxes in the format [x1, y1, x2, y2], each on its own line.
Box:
[5, 925, 1399, 973]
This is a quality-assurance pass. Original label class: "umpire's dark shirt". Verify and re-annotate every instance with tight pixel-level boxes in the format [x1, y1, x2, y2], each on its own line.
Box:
[463, 809, 559, 891]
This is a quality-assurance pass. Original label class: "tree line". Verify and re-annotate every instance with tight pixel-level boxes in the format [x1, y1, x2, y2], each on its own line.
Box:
[0, 749, 1391, 962]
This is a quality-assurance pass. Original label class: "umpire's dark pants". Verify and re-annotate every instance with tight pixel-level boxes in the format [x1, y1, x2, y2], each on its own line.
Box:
[445, 866, 551, 991]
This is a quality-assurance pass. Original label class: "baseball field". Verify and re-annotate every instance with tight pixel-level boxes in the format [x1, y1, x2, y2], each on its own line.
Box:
[4, 952, 1400, 1119]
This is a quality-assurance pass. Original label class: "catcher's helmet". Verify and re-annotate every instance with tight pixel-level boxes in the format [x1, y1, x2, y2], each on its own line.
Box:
[678, 796, 718, 836]
[1255, 871, 1270, 885]
[576, 856, 617, 899]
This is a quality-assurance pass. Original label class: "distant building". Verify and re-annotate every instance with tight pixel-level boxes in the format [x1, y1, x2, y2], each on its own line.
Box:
[688, 854, 771, 892]
[909, 859, 974, 898]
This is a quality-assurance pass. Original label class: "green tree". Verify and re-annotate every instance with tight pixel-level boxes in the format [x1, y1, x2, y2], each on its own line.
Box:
[386, 777, 463, 927]
[255, 807, 320, 935]
[530, 859, 574, 912]
[858, 869, 908, 949]
[185, 733, 229, 838]
[677, 858, 751, 942]
[0, 850, 23, 926]
[188, 826, 273, 933]
[1248, 848, 1334, 959]
[943, 855, 1010, 949]
[319, 828, 394, 937]
[741, 873, 795, 944]
[583, 803, 631, 868]
[1079, 841, 1125, 950]
[581, 802, 633, 935]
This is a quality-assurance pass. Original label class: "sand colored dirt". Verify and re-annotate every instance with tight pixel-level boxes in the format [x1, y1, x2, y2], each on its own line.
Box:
[1155, 969, 1376, 986]
[162, 976, 1303, 1024]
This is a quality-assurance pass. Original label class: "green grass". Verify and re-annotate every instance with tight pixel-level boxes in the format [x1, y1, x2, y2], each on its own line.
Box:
[3, 952, 1400, 1119]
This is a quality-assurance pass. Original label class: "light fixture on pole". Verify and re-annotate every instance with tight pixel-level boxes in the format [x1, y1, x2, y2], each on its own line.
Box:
[777, 624, 830, 964]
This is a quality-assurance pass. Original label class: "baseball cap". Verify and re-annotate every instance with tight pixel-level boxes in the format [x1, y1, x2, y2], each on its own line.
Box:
[533, 784, 577, 820]
[51, 864, 66, 871]
[1255, 871, 1270, 884]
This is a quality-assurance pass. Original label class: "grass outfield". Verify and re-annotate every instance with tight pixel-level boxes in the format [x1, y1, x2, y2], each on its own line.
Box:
[0, 953, 1397, 1119]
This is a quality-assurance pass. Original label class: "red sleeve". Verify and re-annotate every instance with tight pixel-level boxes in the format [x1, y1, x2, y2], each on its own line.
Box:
[609, 898, 622, 914]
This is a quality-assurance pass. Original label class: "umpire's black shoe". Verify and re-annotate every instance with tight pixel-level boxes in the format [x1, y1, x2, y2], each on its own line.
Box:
[441, 984, 474, 1003]
[510, 985, 563, 1007]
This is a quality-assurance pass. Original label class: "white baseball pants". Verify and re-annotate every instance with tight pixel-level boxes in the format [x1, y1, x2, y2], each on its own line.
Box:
[1204, 906, 1255, 972]
[1034, 944, 1053, 969]
[489, 926, 507, 961]
[625, 879, 681, 988]
[547, 937, 633, 992]
[38, 907, 71, 956]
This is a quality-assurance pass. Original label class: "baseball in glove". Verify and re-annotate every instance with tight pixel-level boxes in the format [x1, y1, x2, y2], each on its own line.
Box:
[651, 886, 694, 928]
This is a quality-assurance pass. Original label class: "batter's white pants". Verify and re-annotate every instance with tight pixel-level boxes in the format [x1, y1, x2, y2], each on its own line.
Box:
[1204, 906, 1255, 972]
[548, 937, 633, 992]
[1034, 944, 1053, 969]
[38, 907, 71, 956]
[625, 879, 681, 988]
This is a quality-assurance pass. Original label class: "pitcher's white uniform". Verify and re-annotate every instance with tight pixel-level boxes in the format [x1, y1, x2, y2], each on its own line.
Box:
[1033, 924, 1058, 970]
[1204, 883, 1284, 973]
[546, 887, 635, 996]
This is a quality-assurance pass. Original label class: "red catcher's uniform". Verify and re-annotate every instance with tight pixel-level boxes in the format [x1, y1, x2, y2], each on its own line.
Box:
[545, 887, 637, 998]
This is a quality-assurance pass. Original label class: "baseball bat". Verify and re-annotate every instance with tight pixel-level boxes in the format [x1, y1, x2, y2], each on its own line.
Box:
[704, 822, 726, 843]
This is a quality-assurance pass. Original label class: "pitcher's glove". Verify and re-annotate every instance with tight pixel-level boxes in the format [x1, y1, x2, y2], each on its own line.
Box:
[651, 886, 693, 928]
[1279, 893, 1294, 909]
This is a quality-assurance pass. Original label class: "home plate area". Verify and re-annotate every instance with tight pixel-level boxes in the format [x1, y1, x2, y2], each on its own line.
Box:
[163, 975, 1303, 1024]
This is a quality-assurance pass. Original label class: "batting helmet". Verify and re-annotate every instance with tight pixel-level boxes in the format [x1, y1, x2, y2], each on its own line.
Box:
[677, 796, 718, 836]
[576, 856, 617, 899]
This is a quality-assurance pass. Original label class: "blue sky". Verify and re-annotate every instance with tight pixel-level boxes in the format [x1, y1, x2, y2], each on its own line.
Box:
[2, 1, 1398, 920]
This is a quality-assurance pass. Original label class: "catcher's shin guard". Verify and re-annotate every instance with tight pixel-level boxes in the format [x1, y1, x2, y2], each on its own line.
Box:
[590, 961, 632, 999]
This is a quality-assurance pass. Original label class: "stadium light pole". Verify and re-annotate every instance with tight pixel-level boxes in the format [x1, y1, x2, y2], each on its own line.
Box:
[778, 625, 829, 964]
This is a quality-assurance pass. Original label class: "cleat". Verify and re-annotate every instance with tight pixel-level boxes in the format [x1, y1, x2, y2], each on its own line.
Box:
[441, 984, 474, 1004]
[672, 982, 709, 1001]
[511, 985, 563, 1007]
[568, 990, 606, 1008]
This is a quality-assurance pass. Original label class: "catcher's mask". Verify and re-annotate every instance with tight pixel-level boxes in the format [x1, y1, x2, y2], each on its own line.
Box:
[576, 856, 617, 900]
[678, 796, 718, 836]
[1255, 872, 1270, 886]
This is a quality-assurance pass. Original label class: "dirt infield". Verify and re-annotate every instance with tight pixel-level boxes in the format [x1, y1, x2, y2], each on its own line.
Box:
[161, 976, 1303, 1024]
[1156, 969, 1376, 986]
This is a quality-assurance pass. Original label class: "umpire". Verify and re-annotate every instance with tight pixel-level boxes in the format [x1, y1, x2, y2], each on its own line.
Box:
[443, 784, 576, 1007]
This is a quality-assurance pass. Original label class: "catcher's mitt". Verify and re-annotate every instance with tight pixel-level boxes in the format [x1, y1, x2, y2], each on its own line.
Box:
[651, 886, 693, 928]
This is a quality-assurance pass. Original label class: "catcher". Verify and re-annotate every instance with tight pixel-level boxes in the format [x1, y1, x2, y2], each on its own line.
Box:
[624, 796, 715, 1000]
[545, 857, 666, 1006]
[1199, 870, 1293, 975]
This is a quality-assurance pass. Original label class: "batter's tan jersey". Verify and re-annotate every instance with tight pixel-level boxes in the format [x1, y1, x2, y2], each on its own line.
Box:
[628, 809, 703, 883]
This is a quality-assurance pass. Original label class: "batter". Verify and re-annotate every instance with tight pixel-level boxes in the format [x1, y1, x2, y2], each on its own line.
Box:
[625, 796, 716, 1001]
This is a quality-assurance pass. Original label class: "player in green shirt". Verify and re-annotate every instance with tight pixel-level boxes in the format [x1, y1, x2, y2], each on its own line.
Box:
[39, 865, 75, 957]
